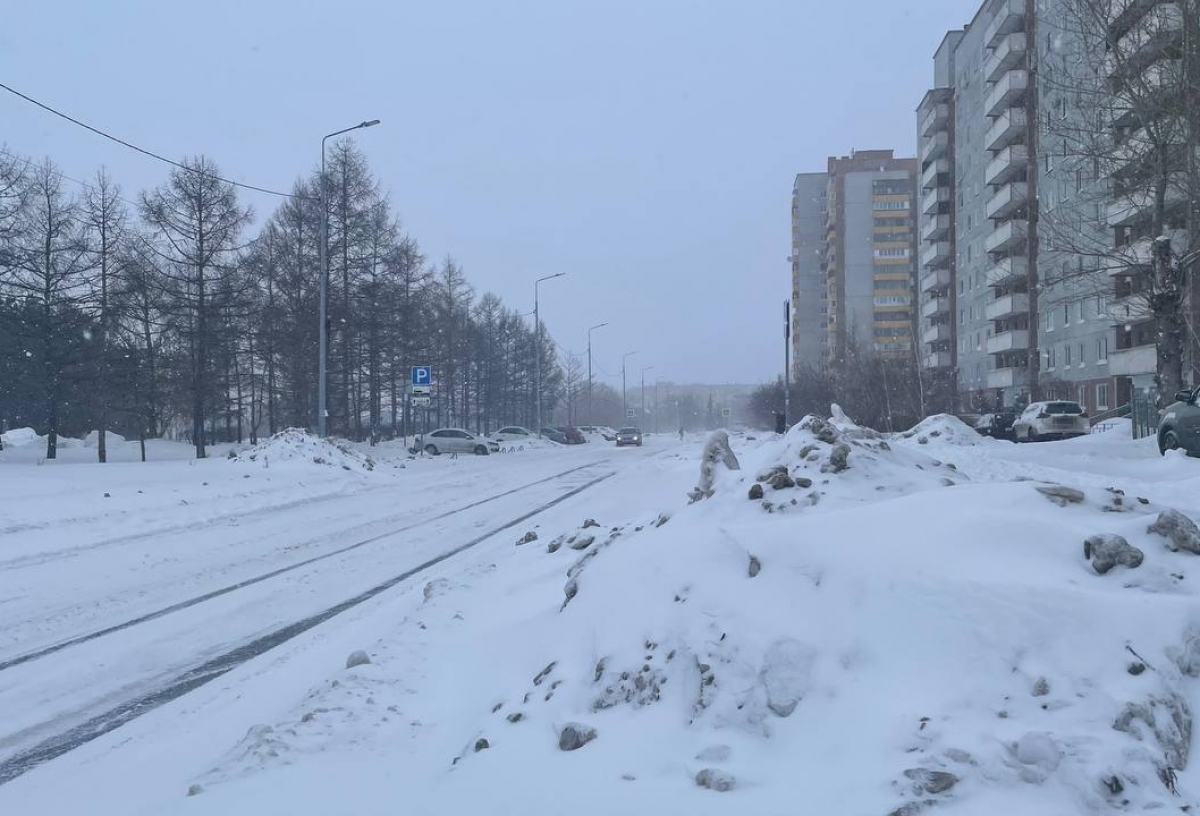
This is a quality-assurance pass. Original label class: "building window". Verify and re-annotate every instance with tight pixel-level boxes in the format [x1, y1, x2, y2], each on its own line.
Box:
[1063, 304, 1070, 326]
[1078, 343, 1085, 366]
[1078, 301, 1085, 322]
[1046, 311, 1054, 332]
[1065, 344, 1072, 366]
[960, 309, 965, 325]
[1046, 347, 1056, 370]
[1097, 294, 1106, 315]
[1096, 383, 1109, 410]
[1098, 337, 1109, 362]
[1076, 168, 1084, 193]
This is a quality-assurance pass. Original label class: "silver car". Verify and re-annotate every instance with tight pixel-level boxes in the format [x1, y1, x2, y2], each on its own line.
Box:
[417, 428, 499, 456]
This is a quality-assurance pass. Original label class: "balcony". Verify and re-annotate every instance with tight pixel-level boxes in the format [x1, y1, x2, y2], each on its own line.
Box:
[988, 365, 1030, 390]
[985, 69, 1029, 117]
[1108, 342, 1157, 376]
[985, 144, 1029, 185]
[984, 0, 1025, 48]
[1107, 173, 1188, 226]
[985, 33, 1028, 82]
[922, 324, 951, 345]
[984, 292, 1030, 321]
[985, 108, 1026, 152]
[919, 267, 951, 293]
[921, 296, 950, 318]
[987, 329, 1030, 355]
[924, 351, 953, 369]
[921, 158, 949, 190]
[985, 182, 1028, 220]
[921, 241, 951, 269]
[921, 103, 951, 137]
[921, 185, 951, 215]
[921, 131, 949, 164]
[985, 219, 1028, 255]
[985, 256, 1028, 287]
[1114, 228, 1188, 269]
[1108, 2, 1183, 76]
[921, 214, 952, 242]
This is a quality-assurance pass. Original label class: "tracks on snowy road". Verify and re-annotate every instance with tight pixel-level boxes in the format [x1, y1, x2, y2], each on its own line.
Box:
[0, 460, 621, 786]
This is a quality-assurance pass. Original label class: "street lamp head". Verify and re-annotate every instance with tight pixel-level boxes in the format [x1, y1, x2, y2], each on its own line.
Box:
[361, 119, 381, 128]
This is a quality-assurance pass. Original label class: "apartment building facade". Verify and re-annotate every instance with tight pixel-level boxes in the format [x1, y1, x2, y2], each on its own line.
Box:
[918, 0, 1126, 414]
[791, 151, 919, 373]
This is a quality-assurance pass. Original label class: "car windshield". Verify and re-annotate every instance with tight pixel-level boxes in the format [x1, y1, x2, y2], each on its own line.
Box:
[1045, 402, 1083, 415]
[619, 428, 640, 434]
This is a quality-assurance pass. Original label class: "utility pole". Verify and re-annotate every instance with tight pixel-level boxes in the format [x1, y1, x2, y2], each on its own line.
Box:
[641, 365, 654, 427]
[622, 351, 637, 421]
[654, 378, 660, 433]
[784, 300, 791, 431]
[318, 119, 380, 437]
[587, 322, 608, 425]
[533, 273, 566, 437]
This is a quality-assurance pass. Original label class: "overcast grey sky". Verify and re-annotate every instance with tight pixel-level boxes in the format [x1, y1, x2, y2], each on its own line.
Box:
[1, 0, 968, 386]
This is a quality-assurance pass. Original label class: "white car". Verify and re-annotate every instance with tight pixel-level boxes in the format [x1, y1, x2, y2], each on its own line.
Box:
[416, 428, 499, 456]
[492, 426, 534, 444]
[1012, 401, 1090, 442]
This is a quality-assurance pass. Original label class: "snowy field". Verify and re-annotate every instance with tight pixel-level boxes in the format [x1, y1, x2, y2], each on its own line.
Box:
[3, 416, 1200, 814]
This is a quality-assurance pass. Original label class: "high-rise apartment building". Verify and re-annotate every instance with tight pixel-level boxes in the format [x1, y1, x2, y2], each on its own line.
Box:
[917, 0, 1132, 414]
[791, 150, 918, 374]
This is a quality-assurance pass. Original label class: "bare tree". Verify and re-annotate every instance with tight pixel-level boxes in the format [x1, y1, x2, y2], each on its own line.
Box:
[140, 156, 252, 458]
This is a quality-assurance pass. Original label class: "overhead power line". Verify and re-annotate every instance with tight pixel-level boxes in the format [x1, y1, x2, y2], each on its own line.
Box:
[0, 79, 304, 199]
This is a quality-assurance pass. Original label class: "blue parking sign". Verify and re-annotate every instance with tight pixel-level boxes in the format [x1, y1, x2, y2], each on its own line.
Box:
[411, 366, 432, 387]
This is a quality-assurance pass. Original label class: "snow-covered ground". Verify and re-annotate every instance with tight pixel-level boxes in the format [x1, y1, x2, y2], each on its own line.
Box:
[3, 417, 1200, 814]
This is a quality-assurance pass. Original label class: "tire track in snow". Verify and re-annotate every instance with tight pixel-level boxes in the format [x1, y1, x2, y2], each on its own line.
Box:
[0, 468, 615, 786]
[0, 460, 607, 673]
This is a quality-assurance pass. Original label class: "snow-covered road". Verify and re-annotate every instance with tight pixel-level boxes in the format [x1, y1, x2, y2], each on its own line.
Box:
[0, 434, 683, 787]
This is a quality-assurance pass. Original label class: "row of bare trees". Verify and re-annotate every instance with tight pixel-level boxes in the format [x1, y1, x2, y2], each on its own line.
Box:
[0, 143, 568, 460]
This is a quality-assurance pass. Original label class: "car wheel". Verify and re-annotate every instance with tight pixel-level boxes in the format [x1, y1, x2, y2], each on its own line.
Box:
[474, 444, 488, 456]
[1161, 429, 1181, 456]
[424, 444, 439, 456]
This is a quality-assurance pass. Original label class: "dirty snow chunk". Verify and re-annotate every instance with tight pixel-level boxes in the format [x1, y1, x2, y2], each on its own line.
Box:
[760, 638, 815, 717]
[1035, 485, 1085, 506]
[1032, 677, 1050, 697]
[824, 442, 850, 473]
[756, 465, 788, 483]
[473, 738, 489, 752]
[1113, 694, 1193, 769]
[695, 768, 737, 792]
[768, 471, 796, 490]
[569, 535, 595, 551]
[692, 430, 741, 500]
[695, 745, 731, 762]
[903, 768, 958, 795]
[186, 784, 203, 797]
[515, 530, 538, 546]
[345, 650, 371, 669]
[1170, 622, 1200, 677]
[748, 554, 761, 578]
[582, 518, 600, 529]
[1148, 509, 1200, 554]
[1083, 534, 1144, 574]
[558, 723, 597, 751]
[799, 415, 838, 444]
[897, 414, 981, 446]
[1013, 732, 1062, 772]
[748, 484, 764, 501]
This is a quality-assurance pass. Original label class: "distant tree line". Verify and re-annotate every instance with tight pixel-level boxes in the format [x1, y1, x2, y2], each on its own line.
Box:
[0, 143, 572, 460]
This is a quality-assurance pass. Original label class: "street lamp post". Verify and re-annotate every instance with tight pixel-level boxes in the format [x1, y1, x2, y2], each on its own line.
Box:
[534, 273, 566, 438]
[318, 119, 380, 438]
[621, 351, 637, 421]
[641, 365, 654, 427]
[587, 322, 608, 426]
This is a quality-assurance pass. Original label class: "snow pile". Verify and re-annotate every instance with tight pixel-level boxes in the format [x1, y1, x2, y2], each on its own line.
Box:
[894, 413, 984, 448]
[232, 429, 375, 472]
[1, 427, 39, 447]
[83, 430, 127, 447]
[172, 409, 1200, 814]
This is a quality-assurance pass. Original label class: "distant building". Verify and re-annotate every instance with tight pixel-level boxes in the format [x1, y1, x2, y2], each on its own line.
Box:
[791, 150, 919, 374]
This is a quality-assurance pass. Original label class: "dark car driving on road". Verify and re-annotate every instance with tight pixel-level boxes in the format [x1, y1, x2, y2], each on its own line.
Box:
[615, 427, 643, 447]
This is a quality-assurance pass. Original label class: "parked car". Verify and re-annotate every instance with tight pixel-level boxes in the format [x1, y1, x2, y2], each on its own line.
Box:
[1158, 387, 1200, 455]
[492, 426, 534, 443]
[416, 428, 499, 456]
[597, 426, 617, 441]
[974, 411, 1017, 441]
[556, 426, 586, 444]
[1012, 401, 1089, 442]
[539, 427, 569, 444]
[615, 427, 643, 447]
